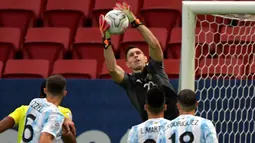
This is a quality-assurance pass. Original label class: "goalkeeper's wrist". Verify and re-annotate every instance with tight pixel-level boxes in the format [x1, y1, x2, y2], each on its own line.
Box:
[104, 31, 111, 39]
[103, 31, 111, 49]
[131, 18, 143, 28]
[103, 38, 111, 49]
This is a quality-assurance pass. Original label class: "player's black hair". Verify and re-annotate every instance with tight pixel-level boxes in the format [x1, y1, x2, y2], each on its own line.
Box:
[145, 86, 166, 114]
[46, 74, 66, 96]
[178, 89, 197, 112]
[124, 45, 137, 60]
[40, 80, 47, 98]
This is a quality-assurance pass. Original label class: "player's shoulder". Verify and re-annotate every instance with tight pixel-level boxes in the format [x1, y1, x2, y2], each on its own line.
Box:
[58, 106, 72, 118]
[58, 106, 71, 113]
[129, 125, 139, 134]
[19, 105, 29, 113]
[200, 117, 215, 126]
[130, 121, 146, 132]
[193, 115, 213, 123]
[29, 98, 43, 105]
[16, 105, 29, 110]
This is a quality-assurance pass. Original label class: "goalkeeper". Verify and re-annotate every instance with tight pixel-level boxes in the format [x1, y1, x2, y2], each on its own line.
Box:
[0, 80, 76, 143]
[99, 2, 179, 121]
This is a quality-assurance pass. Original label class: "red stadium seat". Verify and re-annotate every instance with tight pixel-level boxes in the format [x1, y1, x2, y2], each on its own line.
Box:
[43, 0, 92, 39]
[140, 0, 181, 31]
[92, 0, 140, 26]
[0, 61, 3, 78]
[52, 60, 97, 79]
[99, 59, 132, 79]
[219, 26, 255, 62]
[197, 58, 244, 79]
[0, 0, 41, 37]
[119, 28, 168, 59]
[167, 27, 216, 60]
[0, 28, 21, 62]
[73, 27, 120, 61]
[3, 60, 49, 78]
[164, 59, 180, 79]
[23, 28, 70, 62]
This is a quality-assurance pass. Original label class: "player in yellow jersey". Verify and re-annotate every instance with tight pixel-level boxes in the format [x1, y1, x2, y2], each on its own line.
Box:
[0, 80, 76, 143]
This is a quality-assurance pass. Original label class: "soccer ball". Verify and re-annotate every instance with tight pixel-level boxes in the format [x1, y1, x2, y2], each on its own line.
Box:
[105, 10, 129, 35]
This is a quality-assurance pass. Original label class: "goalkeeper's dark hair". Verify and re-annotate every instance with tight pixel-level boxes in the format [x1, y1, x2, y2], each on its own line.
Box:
[40, 80, 46, 98]
[178, 89, 197, 112]
[145, 86, 166, 114]
[46, 74, 66, 96]
[124, 45, 137, 60]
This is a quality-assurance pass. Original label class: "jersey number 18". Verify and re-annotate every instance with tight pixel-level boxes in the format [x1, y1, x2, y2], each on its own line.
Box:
[169, 131, 194, 143]
[22, 114, 36, 142]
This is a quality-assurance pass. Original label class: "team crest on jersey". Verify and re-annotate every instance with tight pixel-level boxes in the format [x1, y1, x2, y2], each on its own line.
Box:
[51, 121, 60, 131]
[146, 73, 152, 80]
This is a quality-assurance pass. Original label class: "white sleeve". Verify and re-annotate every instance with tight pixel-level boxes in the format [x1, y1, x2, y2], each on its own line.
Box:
[127, 127, 138, 143]
[204, 120, 219, 143]
[41, 111, 64, 138]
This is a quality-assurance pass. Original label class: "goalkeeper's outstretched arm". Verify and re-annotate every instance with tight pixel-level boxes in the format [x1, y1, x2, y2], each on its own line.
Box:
[137, 25, 163, 62]
[99, 14, 125, 83]
[104, 44, 125, 83]
[114, 2, 163, 62]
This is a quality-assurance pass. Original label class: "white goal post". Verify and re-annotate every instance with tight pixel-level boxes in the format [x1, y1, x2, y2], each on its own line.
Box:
[180, 1, 255, 143]
[180, 1, 255, 90]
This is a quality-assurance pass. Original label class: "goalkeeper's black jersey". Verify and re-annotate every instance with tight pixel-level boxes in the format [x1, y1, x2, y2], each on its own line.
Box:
[117, 58, 179, 121]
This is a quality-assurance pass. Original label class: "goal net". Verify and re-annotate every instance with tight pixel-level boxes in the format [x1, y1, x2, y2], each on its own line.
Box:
[181, 1, 255, 143]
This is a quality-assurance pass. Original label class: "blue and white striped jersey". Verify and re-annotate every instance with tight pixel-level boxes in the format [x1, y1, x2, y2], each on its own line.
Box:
[128, 118, 171, 143]
[21, 98, 64, 143]
[157, 114, 218, 143]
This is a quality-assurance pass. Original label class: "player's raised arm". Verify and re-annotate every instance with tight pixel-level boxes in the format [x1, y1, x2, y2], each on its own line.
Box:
[114, 2, 163, 62]
[62, 117, 77, 143]
[99, 14, 125, 83]
[0, 117, 15, 133]
[0, 105, 23, 133]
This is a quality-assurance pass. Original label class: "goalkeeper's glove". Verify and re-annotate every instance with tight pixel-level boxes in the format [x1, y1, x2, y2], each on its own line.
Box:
[114, 2, 143, 28]
[99, 14, 111, 49]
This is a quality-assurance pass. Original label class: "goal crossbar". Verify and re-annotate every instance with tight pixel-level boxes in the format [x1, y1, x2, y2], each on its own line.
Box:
[180, 1, 255, 90]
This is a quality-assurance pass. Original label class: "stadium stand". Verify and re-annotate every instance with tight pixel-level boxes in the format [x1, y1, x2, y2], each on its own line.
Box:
[219, 26, 255, 61]
[197, 58, 244, 80]
[0, 61, 3, 78]
[92, 0, 140, 26]
[1, 1, 255, 143]
[167, 27, 215, 60]
[164, 59, 180, 79]
[3, 60, 49, 78]
[0, 28, 21, 62]
[0, 0, 41, 37]
[52, 59, 98, 79]
[99, 59, 132, 79]
[140, 0, 181, 31]
[119, 28, 168, 59]
[43, 0, 92, 40]
[23, 27, 71, 62]
[73, 27, 120, 61]
[0, 0, 253, 79]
